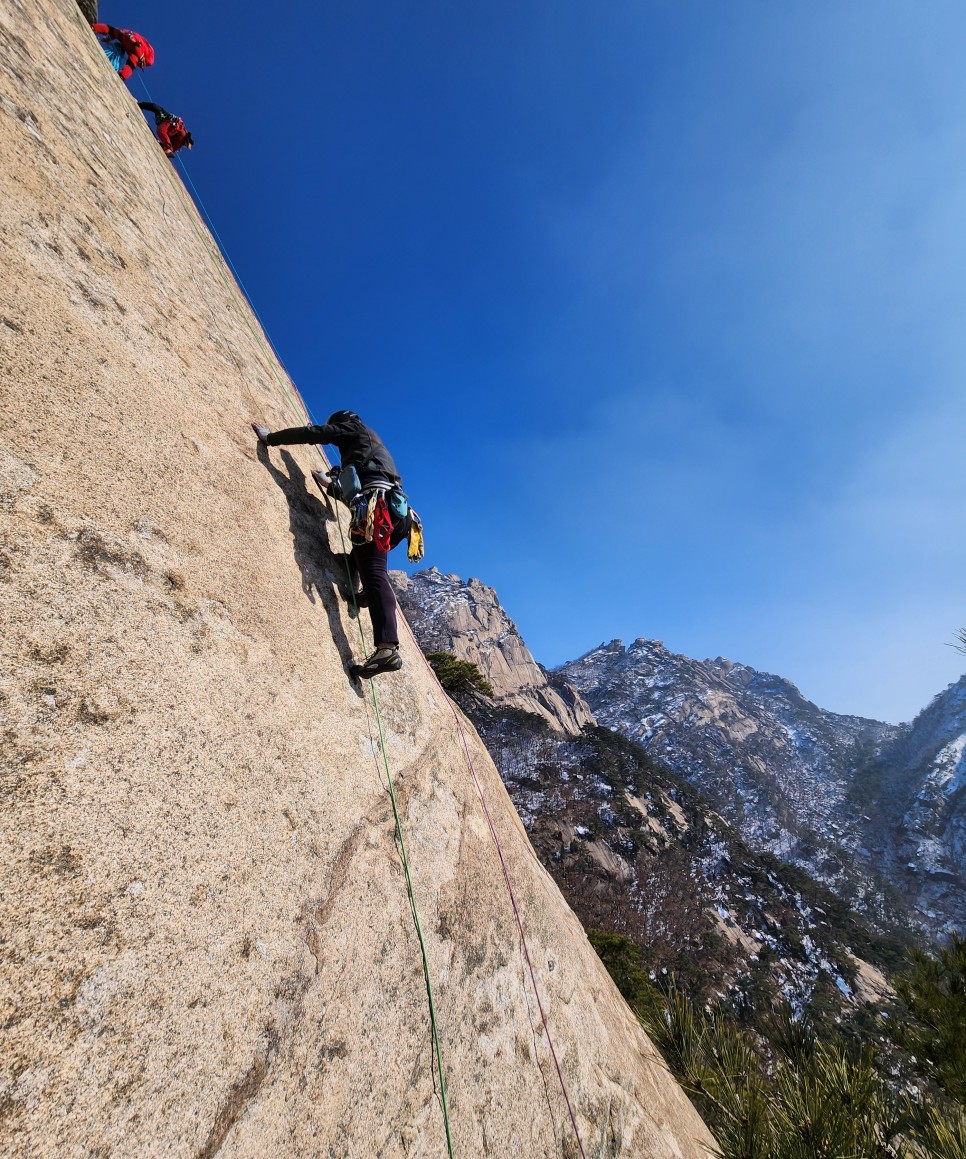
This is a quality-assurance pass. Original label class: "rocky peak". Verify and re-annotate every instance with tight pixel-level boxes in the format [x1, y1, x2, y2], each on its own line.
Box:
[558, 637, 903, 915]
[857, 674, 966, 934]
[391, 568, 595, 736]
[560, 636, 966, 938]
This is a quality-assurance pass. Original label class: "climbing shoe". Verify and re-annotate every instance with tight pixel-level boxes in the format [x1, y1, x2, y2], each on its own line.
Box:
[350, 647, 402, 680]
[251, 423, 270, 443]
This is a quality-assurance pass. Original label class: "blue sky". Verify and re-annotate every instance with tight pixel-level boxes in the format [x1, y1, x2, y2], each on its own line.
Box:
[115, 0, 965, 722]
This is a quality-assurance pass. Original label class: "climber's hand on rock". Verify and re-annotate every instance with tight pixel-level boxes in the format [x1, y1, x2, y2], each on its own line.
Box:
[251, 423, 270, 444]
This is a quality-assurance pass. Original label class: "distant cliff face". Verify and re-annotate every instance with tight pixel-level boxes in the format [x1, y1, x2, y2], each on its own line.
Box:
[472, 713, 900, 1021]
[558, 641, 966, 938]
[388, 557, 966, 943]
[0, 1, 715, 1156]
[391, 567, 595, 737]
[855, 676, 966, 936]
[395, 584, 904, 1022]
[558, 640, 900, 902]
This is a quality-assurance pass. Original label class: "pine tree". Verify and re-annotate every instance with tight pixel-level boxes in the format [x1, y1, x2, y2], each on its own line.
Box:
[890, 935, 966, 1103]
[423, 651, 494, 698]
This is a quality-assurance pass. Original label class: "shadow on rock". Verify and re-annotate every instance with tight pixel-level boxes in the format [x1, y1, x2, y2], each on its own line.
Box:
[257, 444, 362, 686]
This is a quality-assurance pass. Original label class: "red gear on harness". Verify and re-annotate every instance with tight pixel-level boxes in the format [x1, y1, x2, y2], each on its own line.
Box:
[373, 495, 393, 553]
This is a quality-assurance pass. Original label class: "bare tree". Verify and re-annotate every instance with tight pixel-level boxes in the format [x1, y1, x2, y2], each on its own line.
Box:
[950, 629, 966, 657]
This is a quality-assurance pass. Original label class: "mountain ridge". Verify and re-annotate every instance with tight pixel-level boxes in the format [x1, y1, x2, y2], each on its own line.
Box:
[395, 568, 965, 941]
[392, 566, 595, 736]
[558, 636, 965, 936]
[393, 572, 914, 1025]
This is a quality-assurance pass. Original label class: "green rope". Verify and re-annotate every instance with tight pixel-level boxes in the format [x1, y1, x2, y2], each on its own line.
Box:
[137, 92, 455, 1154]
[333, 513, 455, 1159]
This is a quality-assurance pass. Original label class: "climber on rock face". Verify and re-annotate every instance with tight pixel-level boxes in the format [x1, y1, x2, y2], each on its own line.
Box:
[253, 412, 423, 680]
[92, 23, 154, 80]
[137, 102, 194, 156]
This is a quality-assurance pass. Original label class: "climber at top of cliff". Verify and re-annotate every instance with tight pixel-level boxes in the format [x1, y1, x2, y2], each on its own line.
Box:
[92, 24, 154, 80]
[137, 102, 194, 156]
[252, 412, 424, 680]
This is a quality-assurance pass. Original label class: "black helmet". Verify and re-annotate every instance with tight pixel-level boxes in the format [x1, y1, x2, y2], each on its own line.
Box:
[327, 410, 360, 425]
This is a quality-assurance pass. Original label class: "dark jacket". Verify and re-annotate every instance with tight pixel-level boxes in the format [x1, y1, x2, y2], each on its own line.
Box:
[138, 101, 171, 124]
[266, 417, 401, 487]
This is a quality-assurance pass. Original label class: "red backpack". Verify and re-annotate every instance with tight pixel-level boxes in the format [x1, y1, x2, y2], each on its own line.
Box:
[118, 29, 155, 67]
[165, 117, 188, 147]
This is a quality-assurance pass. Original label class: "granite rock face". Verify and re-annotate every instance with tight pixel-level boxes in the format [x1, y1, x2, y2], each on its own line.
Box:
[391, 568, 596, 737]
[0, 2, 715, 1156]
[855, 675, 966, 936]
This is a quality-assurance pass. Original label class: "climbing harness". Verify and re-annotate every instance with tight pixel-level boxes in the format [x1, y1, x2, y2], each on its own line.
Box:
[135, 75, 309, 427]
[332, 516, 455, 1157]
[342, 484, 423, 561]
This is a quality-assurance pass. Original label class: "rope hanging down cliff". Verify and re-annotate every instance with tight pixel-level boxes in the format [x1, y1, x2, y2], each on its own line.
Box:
[331, 508, 454, 1158]
[136, 76, 310, 427]
[135, 75, 584, 1156]
[407, 630, 589, 1159]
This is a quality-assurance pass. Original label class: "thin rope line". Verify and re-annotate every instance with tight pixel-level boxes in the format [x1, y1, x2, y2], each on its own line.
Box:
[518, 928, 562, 1138]
[406, 623, 588, 1159]
[135, 78, 281, 350]
[146, 90, 576, 1144]
[135, 98, 568, 1151]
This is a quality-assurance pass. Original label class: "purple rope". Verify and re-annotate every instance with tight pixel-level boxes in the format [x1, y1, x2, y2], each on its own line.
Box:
[408, 625, 588, 1159]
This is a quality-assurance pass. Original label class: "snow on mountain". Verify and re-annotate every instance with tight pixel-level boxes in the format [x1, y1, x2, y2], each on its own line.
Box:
[855, 674, 966, 935]
[391, 567, 594, 736]
[395, 568, 966, 940]
[557, 639, 900, 903]
[393, 570, 914, 1019]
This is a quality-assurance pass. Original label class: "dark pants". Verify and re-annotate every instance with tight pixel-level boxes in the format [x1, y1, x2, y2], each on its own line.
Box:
[351, 541, 398, 646]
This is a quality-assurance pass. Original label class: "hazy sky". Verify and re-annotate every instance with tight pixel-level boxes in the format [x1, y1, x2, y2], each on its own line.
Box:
[116, 0, 965, 722]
